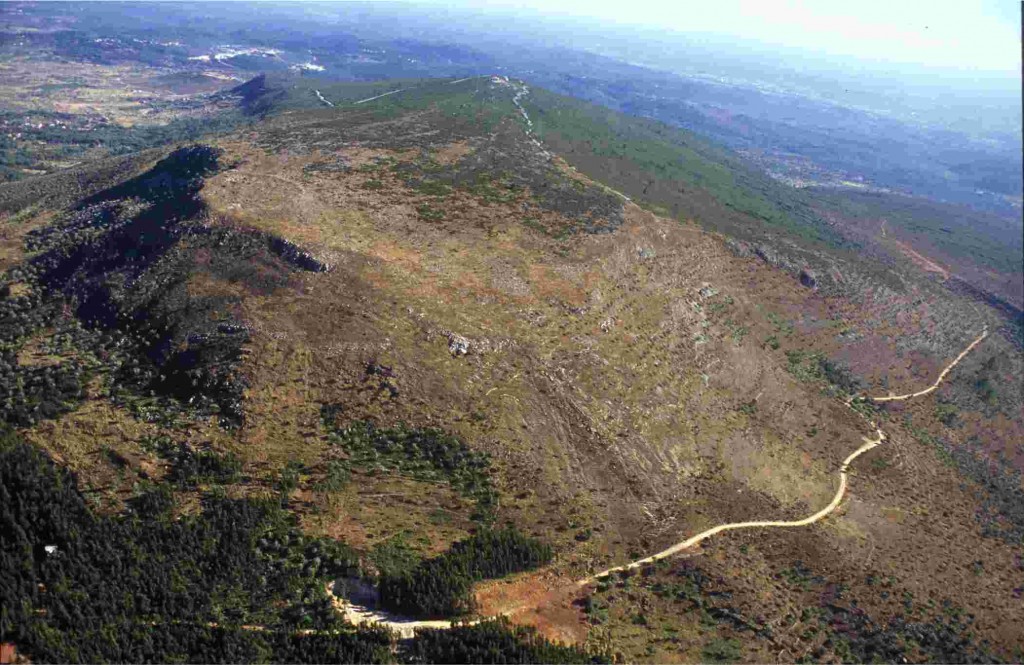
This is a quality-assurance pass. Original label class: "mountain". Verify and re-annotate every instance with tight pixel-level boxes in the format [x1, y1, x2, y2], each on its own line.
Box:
[1, 75, 1021, 663]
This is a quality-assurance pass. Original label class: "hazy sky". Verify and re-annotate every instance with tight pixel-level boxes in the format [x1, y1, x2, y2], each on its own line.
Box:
[436, 0, 1021, 75]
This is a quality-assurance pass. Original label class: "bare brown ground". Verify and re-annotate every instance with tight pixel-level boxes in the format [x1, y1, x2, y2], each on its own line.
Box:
[43, 127, 1008, 656]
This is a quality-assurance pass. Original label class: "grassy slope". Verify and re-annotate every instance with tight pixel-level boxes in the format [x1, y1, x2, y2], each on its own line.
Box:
[242, 75, 845, 249]
[239, 73, 515, 123]
[3, 74, 1021, 661]
[521, 87, 847, 248]
[247, 75, 1021, 331]
[813, 188, 1024, 276]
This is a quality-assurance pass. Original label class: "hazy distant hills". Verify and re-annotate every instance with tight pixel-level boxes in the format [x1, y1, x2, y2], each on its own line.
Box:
[1, 5, 1022, 662]
[6, 2, 1021, 217]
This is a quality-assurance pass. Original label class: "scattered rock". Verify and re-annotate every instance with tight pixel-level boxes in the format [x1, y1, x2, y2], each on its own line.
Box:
[447, 333, 470, 356]
[699, 284, 719, 299]
[725, 238, 753, 258]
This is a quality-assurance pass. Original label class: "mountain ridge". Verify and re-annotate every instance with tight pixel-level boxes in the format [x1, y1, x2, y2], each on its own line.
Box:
[1, 72, 1021, 663]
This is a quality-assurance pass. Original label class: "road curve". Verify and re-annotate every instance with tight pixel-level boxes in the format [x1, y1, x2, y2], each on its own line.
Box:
[578, 428, 885, 585]
[578, 328, 988, 584]
[335, 328, 989, 631]
[870, 329, 988, 402]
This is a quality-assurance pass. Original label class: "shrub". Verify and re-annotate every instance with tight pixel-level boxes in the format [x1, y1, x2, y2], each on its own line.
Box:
[702, 637, 743, 663]
[378, 527, 553, 618]
[406, 617, 608, 664]
[416, 204, 445, 222]
[321, 415, 498, 522]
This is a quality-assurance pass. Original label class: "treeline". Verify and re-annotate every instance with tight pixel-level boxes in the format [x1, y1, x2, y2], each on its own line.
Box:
[0, 427, 588, 662]
[379, 528, 553, 618]
[0, 428, 389, 663]
[407, 618, 608, 664]
[523, 88, 848, 249]
[0, 110, 246, 181]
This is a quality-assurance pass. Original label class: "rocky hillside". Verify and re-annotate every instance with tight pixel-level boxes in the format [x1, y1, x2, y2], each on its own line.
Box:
[1, 75, 1020, 663]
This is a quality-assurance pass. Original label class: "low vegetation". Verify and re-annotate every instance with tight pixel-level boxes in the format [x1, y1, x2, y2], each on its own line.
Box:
[2, 69, 1021, 663]
[523, 88, 846, 247]
[321, 411, 498, 522]
[378, 527, 553, 618]
[407, 618, 608, 663]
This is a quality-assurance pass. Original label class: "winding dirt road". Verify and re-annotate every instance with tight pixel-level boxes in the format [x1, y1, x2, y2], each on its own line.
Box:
[577, 328, 987, 585]
[579, 428, 886, 585]
[335, 328, 989, 634]
[870, 329, 988, 402]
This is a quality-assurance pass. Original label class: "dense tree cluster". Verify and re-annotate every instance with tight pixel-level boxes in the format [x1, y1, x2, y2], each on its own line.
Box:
[0, 145, 332, 429]
[0, 428, 580, 662]
[322, 414, 498, 521]
[407, 618, 607, 664]
[379, 527, 553, 618]
[0, 335, 90, 426]
[138, 433, 243, 486]
[0, 429, 388, 663]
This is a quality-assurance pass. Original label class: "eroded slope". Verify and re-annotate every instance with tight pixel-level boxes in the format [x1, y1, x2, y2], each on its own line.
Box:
[1, 76, 1020, 662]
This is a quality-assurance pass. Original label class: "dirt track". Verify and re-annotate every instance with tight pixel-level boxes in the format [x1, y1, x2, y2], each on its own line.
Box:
[577, 328, 988, 583]
[334, 328, 989, 634]
[870, 329, 988, 402]
[578, 428, 886, 584]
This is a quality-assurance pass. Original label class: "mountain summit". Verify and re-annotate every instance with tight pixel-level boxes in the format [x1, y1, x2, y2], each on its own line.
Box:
[1, 74, 1020, 663]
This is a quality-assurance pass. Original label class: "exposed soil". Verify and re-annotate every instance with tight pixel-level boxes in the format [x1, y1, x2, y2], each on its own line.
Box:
[3, 81, 1020, 660]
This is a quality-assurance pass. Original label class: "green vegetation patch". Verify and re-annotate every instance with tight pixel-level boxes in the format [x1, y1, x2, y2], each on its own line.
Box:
[320, 408, 498, 522]
[140, 434, 242, 486]
[523, 88, 846, 247]
[702, 637, 743, 663]
[378, 527, 553, 618]
[407, 617, 608, 663]
[467, 172, 520, 205]
[416, 203, 446, 222]
[0, 428, 390, 663]
[785, 349, 867, 402]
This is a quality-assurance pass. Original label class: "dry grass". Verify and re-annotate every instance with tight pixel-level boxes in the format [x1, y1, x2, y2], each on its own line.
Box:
[15, 330, 66, 368]
[0, 208, 54, 269]
[297, 472, 476, 555]
[195, 140, 903, 561]
[431, 140, 475, 165]
[20, 399, 167, 513]
[8, 122, 1016, 655]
